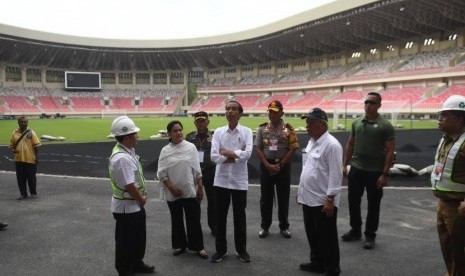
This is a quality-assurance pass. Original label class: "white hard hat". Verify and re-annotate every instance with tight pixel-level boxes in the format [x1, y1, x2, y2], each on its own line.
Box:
[442, 95, 465, 112]
[111, 116, 140, 136]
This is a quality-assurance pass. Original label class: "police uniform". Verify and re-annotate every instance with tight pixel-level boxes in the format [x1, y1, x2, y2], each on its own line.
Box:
[254, 102, 299, 234]
[186, 112, 217, 234]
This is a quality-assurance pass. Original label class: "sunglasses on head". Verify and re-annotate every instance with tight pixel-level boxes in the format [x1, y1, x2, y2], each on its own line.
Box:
[364, 100, 379, 105]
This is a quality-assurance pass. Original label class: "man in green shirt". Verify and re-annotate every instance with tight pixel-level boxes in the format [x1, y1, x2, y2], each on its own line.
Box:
[341, 92, 395, 249]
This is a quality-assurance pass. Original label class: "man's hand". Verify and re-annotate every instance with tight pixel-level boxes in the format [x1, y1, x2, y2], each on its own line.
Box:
[322, 200, 335, 217]
[267, 163, 280, 175]
[377, 175, 388, 189]
[139, 196, 147, 207]
[196, 185, 204, 202]
[168, 185, 183, 197]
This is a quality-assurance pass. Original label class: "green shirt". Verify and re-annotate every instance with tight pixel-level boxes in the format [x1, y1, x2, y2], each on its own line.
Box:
[350, 115, 395, 172]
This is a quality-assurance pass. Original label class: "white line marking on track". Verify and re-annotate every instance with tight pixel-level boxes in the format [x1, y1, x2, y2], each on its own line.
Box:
[0, 170, 433, 190]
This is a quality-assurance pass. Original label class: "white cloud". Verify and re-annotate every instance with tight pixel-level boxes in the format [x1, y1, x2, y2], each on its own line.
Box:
[0, 0, 335, 39]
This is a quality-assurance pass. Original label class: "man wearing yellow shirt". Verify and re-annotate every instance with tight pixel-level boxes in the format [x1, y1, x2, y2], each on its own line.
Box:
[9, 116, 41, 200]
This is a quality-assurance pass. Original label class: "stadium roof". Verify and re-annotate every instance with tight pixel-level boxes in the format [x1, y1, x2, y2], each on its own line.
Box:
[0, 0, 464, 71]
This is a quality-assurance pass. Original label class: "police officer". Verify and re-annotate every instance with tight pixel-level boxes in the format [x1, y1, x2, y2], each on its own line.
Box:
[109, 116, 155, 276]
[254, 100, 299, 239]
[431, 95, 465, 276]
[186, 111, 217, 235]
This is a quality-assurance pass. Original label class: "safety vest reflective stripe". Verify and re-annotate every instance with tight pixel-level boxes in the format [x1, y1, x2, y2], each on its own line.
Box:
[109, 145, 146, 200]
[431, 132, 465, 192]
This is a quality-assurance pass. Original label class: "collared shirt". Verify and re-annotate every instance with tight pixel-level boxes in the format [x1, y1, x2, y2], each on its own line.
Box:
[9, 128, 41, 164]
[109, 143, 142, 213]
[211, 123, 253, 190]
[254, 120, 299, 160]
[298, 131, 343, 207]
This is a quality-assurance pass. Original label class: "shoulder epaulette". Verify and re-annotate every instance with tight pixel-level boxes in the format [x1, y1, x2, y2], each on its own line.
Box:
[259, 122, 268, 127]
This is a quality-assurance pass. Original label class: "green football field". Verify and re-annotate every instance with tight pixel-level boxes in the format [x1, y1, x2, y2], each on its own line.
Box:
[0, 116, 437, 145]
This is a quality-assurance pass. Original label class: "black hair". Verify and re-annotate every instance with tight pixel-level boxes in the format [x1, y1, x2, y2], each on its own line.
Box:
[167, 120, 183, 132]
[115, 135, 125, 143]
[367, 92, 382, 103]
[166, 120, 183, 142]
[226, 100, 243, 113]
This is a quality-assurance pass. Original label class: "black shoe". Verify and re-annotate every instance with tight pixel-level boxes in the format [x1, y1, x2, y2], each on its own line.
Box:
[236, 251, 251, 263]
[133, 263, 155, 273]
[118, 271, 134, 276]
[299, 262, 325, 273]
[363, 237, 375, 249]
[0, 222, 8, 230]
[280, 229, 291, 239]
[341, 229, 361, 241]
[17, 195, 28, 200]
[258, 229, 269, 238]
[211, 251, 227, 263]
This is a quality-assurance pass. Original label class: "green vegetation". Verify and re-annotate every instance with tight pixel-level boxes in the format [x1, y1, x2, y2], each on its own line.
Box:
[0, 116, 438, 145]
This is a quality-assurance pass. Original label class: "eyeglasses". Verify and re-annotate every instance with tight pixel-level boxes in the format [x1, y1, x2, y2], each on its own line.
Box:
[364, 100, 379, 105]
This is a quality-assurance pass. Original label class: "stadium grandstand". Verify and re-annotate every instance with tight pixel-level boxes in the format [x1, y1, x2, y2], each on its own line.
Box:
[1, 0, 465, 123]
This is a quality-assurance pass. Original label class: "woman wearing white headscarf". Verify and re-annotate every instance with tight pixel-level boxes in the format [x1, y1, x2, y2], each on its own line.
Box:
[157, 120, 207, 259]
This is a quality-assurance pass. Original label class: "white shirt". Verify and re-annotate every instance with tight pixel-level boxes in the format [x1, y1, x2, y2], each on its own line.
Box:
[109, 143, 142, 213]
[211, 123, 253, 190]
[298, 131, 343, 207]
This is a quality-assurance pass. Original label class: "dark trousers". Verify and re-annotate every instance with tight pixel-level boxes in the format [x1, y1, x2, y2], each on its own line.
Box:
[167, 197, 204, 251]
[202, 166, 217, 233]
[303, 204, 340, 274]
[214, 186, 247, 254]
[259, 162, 291, 230]
[437, 199, 465, 276]
[347, 167, 383, 238]
[15, 162, 37, 197]
[113, 208, 147, 273]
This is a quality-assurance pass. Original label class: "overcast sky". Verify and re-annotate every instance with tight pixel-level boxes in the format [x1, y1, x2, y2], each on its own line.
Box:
[1, 0, 335, 40]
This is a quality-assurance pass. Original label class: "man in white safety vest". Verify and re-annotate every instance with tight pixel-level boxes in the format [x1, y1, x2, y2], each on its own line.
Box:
[109, 116, 155, 276]
[431, 95, 465, 276]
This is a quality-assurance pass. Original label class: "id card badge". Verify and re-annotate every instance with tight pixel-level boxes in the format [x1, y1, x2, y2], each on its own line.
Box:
[198, 151, 205, 163]
[431, 161, 443, 181]
[269, 138, 278, 151]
